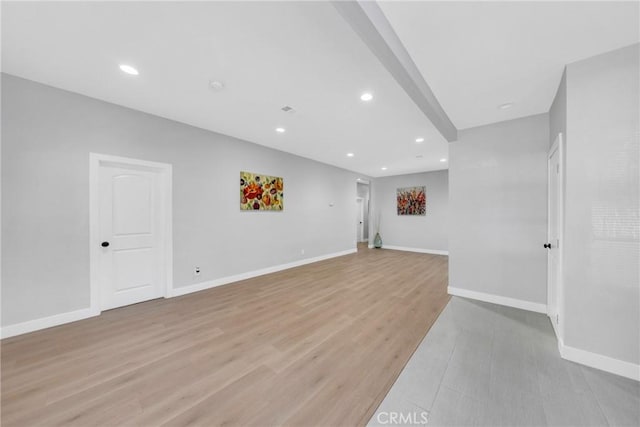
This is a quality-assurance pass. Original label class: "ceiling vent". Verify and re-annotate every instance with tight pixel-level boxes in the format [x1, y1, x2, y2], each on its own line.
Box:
[281, 105, 296, 114]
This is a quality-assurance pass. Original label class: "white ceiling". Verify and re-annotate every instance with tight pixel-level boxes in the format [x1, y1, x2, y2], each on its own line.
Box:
[1, 1, 447, 178]
[379, 0, 640, 130]
[2, 2, 639, 177]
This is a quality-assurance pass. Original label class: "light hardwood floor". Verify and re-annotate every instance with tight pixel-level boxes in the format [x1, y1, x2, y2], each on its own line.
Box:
[1, 245, 449, 426]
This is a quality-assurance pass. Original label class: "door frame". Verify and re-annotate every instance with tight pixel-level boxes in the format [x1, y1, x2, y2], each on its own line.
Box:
[547, 133, 564, 341]
[89, 153, 173, 314]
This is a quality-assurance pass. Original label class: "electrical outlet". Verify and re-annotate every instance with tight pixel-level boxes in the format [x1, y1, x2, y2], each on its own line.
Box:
[194, 266, 201, 276]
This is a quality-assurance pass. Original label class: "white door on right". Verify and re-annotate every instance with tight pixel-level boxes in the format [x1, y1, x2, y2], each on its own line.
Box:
[547, 134, 563, 336]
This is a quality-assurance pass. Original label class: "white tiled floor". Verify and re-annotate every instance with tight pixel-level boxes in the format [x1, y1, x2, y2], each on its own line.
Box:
[368, 297, 640, 427]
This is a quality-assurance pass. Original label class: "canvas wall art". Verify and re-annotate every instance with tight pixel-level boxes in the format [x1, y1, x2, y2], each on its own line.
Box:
[397, 186, 426, 215]
[240, 171, 284, 211]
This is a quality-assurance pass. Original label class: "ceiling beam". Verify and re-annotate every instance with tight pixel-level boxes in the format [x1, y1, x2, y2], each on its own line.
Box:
[332, 0, 458, 142]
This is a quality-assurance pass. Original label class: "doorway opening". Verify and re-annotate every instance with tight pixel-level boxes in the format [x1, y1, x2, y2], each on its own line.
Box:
[356, 180, 370, 249]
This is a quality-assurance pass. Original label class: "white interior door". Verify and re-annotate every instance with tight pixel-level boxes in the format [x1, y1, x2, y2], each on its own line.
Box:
[356, 197, 364, 242]
[547, 134, 563, 337]
[98, 164, 165, 310]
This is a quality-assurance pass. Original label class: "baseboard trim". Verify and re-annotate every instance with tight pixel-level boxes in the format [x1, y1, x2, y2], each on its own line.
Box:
[448, 286, 547, 314]
[450, 287, 639, 381]
[382, 245, 448, 256]
[170, 248, 357, 298]
[1, 307, 100, 339]
[559, 339, 640, 381]
[2, 248, 357, 339]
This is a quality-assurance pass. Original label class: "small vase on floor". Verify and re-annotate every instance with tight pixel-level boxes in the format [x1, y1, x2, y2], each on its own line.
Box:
[374, 232, 382, 248]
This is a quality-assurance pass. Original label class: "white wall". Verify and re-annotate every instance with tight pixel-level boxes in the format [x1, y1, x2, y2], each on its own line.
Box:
[372, 170, 448, 253]
[1, 74, 361, 327]
[562, 44, 639, 369]
[449, 114, 549, 308]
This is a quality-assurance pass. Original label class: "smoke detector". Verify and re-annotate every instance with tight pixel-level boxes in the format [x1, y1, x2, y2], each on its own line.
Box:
[209, 80, 225, 91]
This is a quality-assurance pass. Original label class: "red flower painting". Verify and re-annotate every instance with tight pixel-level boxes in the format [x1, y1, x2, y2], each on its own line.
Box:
[240, 171, 284, 211]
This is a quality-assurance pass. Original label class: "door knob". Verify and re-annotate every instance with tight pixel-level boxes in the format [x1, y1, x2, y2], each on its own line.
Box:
[543, 243, 551, 249]
[101, 241, 110, 248]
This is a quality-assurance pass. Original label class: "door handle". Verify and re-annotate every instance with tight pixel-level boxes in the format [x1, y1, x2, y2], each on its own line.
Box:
[543, 243, 551, 249]
[101, 241, 110, 248]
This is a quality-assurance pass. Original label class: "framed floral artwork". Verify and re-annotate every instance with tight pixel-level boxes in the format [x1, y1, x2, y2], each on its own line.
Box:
[240, 171, 284, 211]
[397, 186, 426, 215]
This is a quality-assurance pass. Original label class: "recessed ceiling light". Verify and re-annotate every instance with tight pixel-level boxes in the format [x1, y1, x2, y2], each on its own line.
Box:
[119, 64, 139, 75]
[360, 92, 373, 102]
[498, 102, 514, 110]
[415, 137, 424, 143]
[381, 166, 388, 170]
[347, 153, 355, 157]
[440, 158, 447, 162]
[275, 127, 286, 133]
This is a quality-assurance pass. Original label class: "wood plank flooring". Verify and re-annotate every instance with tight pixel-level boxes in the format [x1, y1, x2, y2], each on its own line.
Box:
[1, 245, 449, 426]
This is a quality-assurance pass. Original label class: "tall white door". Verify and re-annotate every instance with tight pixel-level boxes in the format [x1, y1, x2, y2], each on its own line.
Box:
[356, 198, 364, 242]
[547, 135, 563, 335]
[98, 164, 164, 310]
